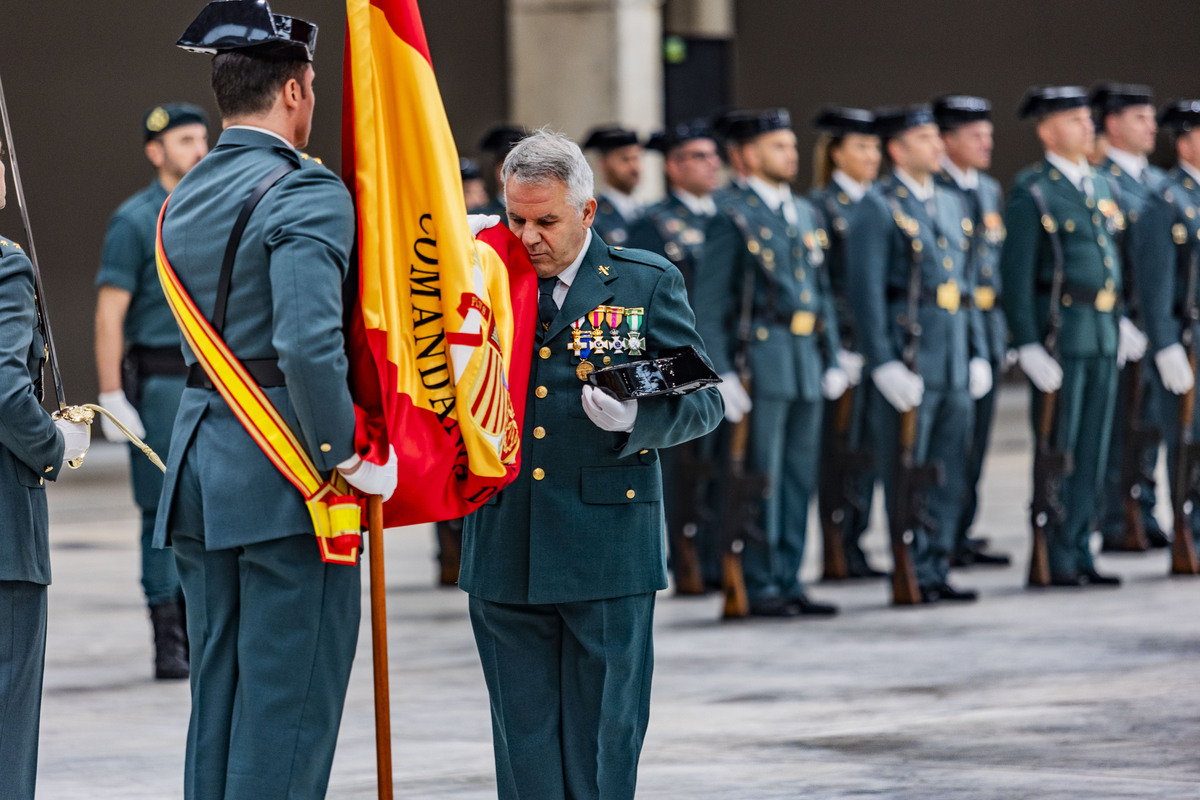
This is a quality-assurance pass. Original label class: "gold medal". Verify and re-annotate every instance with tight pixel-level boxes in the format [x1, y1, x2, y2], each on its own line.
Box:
[576, 359, 596, 381]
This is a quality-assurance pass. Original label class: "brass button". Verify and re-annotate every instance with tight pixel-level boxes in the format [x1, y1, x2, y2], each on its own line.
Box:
[320, 443, 332, 453]
[535, 385, 548, 398]
[626, 489, 636, 499]
[937, 236, 948, 249]
[539, 346, 551, 360]
[1062, 295, 1073, 307]
[603, 356, 612, 365]
[756, 327, 769, 341]
[39, 477, 44, 485]
[1097, 235, 1107, 247]
[533, 468, 545, 480]
[533, 426, 546, 439]
[639, 449, 648, 454]
[943, 256, 953, 270]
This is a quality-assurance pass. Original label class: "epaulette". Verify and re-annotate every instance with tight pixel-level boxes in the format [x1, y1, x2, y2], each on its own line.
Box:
[0, 236, 25, 256]
[607, 244, 672, 271]
[1012, 163, 1047, 190]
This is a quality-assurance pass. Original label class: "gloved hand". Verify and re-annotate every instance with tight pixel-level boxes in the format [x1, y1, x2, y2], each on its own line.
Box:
[97, 390, 145, 442]
[1017, 343, 1063, 393]
[837, 349, 865, 386]
[468, 214, 501, 237]
[581, 385, 638, 432]
[1117, 316, 1148, 367]
[872, 360, 924, 413]
[338, 445, 398, 501]
[821, 367, 850, 400]
[1155, 343, 1195, 395]
[968, 357, 994, 400]
[55, 418, 90, 463]
[716, 371, 753, 423]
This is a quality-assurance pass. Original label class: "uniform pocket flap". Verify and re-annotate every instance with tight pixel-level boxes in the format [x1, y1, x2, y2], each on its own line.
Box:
[580, 464, 662, 504]
[13, 460, 46, 490]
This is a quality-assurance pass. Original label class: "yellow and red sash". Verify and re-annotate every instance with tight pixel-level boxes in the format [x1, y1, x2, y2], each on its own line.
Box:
[154, 200, 360, 565]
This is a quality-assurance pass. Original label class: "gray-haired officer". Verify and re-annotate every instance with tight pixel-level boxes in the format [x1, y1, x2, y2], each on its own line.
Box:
[1090, 82, 1169, 552]
[1001, 86, 1125, 587]
[847, 105, 990, 603]
[931, 94, 1012, 568]
[94, 102, 209, 680]
[583, 124, 644, 245]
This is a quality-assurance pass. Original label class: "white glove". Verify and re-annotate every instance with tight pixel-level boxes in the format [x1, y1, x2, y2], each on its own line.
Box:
[716, 371, 753, 423]
[871, 360, 924, 413]
[968, 357, 994, 400]
[821, 367, 850, 400]
[1155, 343, 1195, 395]
[55, 418, 90, 464]
[338, 445, 398, 501]
[1117, 316, 1148, 367]
[1017, 343, 1063, 393]
[581, 385, 638, 432]
[97, 390, 145, 442]
[468, 214, 501, 237]
[837, 349, 865, 386]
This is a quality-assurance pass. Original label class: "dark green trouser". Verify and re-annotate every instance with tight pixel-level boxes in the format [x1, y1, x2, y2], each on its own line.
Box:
[1098, 360, 1163, 544]
[0, 581, 47, 800]
[818, 380, 877, 570]
[1030, 355, 1119, 578]
[742, 394, 824, 603]
[469, 593, 655, 800]
[872, 385, 973, 588]
[1145, 377, 1200, 550]
[168, 448, 361, 800]
[956, 362, 1001, 550]
[133, 374, 185, 607]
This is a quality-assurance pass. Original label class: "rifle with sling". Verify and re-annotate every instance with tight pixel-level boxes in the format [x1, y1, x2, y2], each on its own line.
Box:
[1026, 183, 1073, 586]
[1170, 215, 1200, 574]
[883, 197, 938, 605]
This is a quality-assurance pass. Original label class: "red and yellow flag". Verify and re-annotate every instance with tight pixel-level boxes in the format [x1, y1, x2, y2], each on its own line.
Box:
[343, 0, 536, 526]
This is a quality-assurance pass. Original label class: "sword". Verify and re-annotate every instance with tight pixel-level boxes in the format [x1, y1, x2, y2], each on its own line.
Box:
[0, 70, 164, 472]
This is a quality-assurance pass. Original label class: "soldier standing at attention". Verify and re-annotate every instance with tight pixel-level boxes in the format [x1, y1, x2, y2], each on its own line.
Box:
[0, 136, 91, 800]
[931, 95, 1013, 568]
[694, 108, 848, 617]
[94, 103, 209, 680]
[809, 106, 883, 579]
[1132, 100, 1200, 559]
[583, 124, 644, 245]
[459, 130, 721, 800]
[1001, 86, 1125, 588]
[1089, 83, 1167, 552]
[847, 105, 990, 604]
[159, 3, 397, 797]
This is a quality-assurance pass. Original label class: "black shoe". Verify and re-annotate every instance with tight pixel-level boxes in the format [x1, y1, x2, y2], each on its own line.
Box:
[748, 597, 799, 617]
[790, 594, 839, 616]
[846, 563, 888, 579]
[1081, 569, 1122, 586]
[932, 583, 978, 602]
[1146, 529, 1172, 549]
[969, 550, 1011, 567]
[1048, 573, 1087, 587]
[149, 600, 189, 680]
[919, 585, 941, 604]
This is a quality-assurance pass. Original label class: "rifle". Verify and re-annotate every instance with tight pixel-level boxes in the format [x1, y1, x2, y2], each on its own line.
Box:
[668, 438, 713, 595]
[818, 387, 873, 579]
[1171, 220, 1200, 575]
[719, 265, 768, 619]
[1027, 184, 1072, 587]
[884, 198, 938, 606]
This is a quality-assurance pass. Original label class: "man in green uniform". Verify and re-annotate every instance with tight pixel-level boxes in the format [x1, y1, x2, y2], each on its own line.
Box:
[473, 123, 525, 218]
[694, 108, 848, 616]
[809, 106, 883, 578]
[1001, 86, 1124, 587]
[0, 139, 90, 800]
[159, 3, 397, 797]
[847, 105, 990, 604]
[931, 94, 1012, 568]
[1132, 100, 1200, 556]
[1089, 83, 1169, 552]
[628, 119, 723, 591]
[583, 124, 643, 245]
[460, 130, 721, 800]
[94, 102, 208, 679]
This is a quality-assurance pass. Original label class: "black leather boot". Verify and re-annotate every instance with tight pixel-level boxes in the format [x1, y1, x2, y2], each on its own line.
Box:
[149, 600, 189, 680]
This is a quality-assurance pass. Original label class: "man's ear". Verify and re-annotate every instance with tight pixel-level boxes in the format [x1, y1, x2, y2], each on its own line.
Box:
[281, 77, 303, 111]
[145, 140, 165, 169]
[581, 196, 598, 228]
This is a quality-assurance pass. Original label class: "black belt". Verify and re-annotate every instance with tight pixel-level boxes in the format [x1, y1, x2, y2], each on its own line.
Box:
[127, 345, 188, 376]
[885, 286, 971, 306]
[186, 359, 285, 389]
[1035, 281, 1116, 307]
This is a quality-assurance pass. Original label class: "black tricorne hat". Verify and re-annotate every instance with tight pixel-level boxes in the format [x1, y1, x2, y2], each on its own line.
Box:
[722, 108, 793, 144]
[142, 102, 209, 142]
[811, 106, 875, 137]
[1158, 100, 1200, 133]
[478, 124, 526, 156]
[177, 0, 318, 61]
[1089, 82, 1155, 117]
[582, 125, 641, 153]
[646, 119, 714, 154]
[460, 157, 481, 181]
[932, 95, 992, 131]
[1018, 86, 1089, 120]
[874, 104, 937, 139]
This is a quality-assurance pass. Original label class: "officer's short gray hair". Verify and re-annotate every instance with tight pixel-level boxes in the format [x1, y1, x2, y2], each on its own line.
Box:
[501, 129, 594, 213]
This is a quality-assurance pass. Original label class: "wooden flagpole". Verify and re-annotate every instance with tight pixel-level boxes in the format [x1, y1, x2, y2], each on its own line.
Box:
[368, 495, 394, 799]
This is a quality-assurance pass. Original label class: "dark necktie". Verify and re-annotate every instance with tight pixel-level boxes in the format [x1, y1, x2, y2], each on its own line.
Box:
[538, 276, 558, 331]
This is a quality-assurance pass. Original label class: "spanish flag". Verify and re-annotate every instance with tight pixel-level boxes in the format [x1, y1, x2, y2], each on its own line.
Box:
[343, 0, 535, 526]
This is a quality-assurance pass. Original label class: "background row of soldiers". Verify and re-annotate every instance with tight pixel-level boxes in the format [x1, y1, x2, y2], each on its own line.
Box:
[457, 81, 1200, 616]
